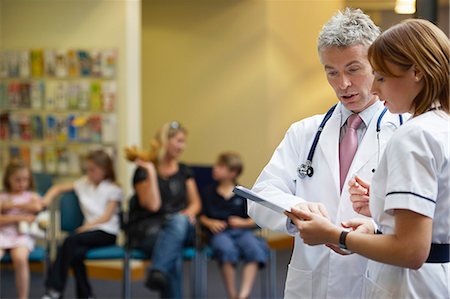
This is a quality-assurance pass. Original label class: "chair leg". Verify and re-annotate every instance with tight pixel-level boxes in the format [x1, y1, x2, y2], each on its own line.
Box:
[122, 250, 131, 299]
[269, 249, 277, 299]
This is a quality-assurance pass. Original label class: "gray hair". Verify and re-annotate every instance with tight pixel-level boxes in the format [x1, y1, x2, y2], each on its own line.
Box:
[318, 8, 381, 51]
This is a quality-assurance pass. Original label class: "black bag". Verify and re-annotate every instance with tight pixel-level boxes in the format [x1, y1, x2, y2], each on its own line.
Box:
[126, 194, 166, 248]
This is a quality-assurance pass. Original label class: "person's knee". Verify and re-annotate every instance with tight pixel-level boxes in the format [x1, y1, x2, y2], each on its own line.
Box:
[165, 214, 189, 236]
[11, 250, 29, 267]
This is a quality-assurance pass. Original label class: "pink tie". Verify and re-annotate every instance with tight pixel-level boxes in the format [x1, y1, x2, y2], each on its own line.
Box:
[339, 114, 363, 192]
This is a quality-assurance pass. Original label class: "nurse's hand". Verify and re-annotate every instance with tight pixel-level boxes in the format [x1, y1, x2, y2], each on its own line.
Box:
[285, 208, 340, 246]
[292, 202, 330, 219]
[349, 176, 371, 217]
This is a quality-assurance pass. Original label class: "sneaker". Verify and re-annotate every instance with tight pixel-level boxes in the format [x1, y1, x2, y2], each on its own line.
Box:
[41, 289, 61, 299]
[144, 270, 167, 292]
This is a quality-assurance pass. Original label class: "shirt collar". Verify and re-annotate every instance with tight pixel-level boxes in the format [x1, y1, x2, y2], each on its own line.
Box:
[340, 100, 383, 128]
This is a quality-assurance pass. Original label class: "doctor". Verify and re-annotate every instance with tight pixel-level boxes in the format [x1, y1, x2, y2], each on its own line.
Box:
[248, 8, 402, 299]
[289, 19, 450, 298]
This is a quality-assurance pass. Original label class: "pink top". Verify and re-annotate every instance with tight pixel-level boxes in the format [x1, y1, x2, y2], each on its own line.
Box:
[0, 191, 35, 251]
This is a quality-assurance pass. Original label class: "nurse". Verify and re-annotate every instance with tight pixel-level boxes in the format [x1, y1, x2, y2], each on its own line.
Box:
[288, 19, 450, 298]
[248, 8, 402, 299]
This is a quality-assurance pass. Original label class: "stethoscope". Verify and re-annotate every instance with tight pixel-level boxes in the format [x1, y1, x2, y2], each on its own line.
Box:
[297, 104, 404, 178]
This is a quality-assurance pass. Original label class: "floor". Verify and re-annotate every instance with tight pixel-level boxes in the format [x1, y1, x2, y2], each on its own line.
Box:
[0, 248, 292, 299]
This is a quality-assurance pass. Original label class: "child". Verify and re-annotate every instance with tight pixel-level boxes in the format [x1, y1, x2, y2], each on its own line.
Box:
[41, 149, 123, 299]
[200, 152, 268, 299]
[0, 159, 43, 299]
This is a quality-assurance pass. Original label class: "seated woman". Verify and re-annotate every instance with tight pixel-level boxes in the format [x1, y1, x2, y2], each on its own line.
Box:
[200, 152, 269, 299]
[125, 121, 201, 299]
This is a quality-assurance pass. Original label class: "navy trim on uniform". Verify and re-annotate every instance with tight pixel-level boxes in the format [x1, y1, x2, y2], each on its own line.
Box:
[386, 191, 435, 204]
[426, 244, 449, 263]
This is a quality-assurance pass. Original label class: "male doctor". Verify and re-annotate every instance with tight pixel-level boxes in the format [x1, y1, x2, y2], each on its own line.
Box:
[249, 8, 403, 299]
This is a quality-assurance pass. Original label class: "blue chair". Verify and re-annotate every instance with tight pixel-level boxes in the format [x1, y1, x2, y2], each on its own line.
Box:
[191, 165, 278, 299]
[0, 172, 53, 267]
[122, 202, 201, 299]
[57, 191, 128, 296]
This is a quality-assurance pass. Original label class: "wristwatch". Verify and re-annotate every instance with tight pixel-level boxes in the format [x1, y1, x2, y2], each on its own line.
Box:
[339, 229, 350, 250]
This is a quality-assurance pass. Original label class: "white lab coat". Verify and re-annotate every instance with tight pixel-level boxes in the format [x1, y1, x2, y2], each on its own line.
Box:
[249, 102, 402, 299]
[365, 110, 450, 299]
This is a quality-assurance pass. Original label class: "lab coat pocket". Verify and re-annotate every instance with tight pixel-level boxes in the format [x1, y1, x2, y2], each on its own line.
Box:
[284, 264, 312, 299]
[362, 272, 393, 299]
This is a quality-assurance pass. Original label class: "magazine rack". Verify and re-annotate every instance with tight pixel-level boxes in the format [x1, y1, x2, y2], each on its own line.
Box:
[0, 48, 118, 184]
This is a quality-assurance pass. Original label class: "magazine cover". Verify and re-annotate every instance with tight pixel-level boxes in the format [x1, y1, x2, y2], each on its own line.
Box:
[31, 114, 44, 139]
[30, 49, 44, 77]
[89, 114, 102, 143]
[67, 49, 79, 77]
[46, 114, 57, 141]
[8, 81, 20, 108]
[19, 113, 32, 140]
[102, 81, 116, 112]
[44, 49, 56, 77]
[55, 50, 68, 78]
[78, 81, 90, 110]
[55, 115, 68, 143]
[101, 49, 117, 78]
[54, 81, 68, 110]
[19, 82, 31, 108]
[0, 52, 8, 78]
[0, 112, 10, 140]
[101, 114, 116, 143]
[45, 146, 57, 174]
[19, 50, 30, 78]
[9, 114, 20, 140]
[90, 81, 102, 110]
[30, 145, 44, 172]
[78, 50, 91, 76]
[56, 146, 69, 174]
[45, 80, 57, 110]
[67, 82, 79, 109]
[67, 114, 78, 141]
[90, 49, 101, 77]
[0, 81, 7, 108]
[7, 51, 19, 77]
[30, 80, 45, 109]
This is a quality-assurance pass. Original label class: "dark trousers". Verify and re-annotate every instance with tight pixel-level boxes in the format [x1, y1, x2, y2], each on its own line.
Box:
[45, 230, 116, 299]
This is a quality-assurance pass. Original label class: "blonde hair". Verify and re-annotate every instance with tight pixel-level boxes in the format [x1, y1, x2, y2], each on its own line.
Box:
[2, 159, 35, 192]
[368, 19, 450, 116]
[125, 121, 187, 164]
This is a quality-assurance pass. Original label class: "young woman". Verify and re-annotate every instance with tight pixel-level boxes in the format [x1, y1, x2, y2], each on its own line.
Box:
[125, 121, 201, 299]
[200, 152, 268, 299]
[0, 160, 43, 299]
[42, 149, 123, 299]
[287, 19, 449, 298]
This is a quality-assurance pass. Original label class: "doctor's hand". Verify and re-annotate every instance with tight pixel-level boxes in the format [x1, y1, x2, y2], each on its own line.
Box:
[349, 176, 371, 217]
[285, 208, 340, 246]
[292, 202, 330, 219]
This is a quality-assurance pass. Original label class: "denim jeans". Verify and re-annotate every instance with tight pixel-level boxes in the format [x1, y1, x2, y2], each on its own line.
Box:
[137, 213, 194, 299]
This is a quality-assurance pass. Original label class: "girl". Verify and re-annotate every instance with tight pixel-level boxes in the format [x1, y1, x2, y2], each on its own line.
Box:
[42, 149, 123, 299]
[200, 152, 268, 299]
[0, 160, 43, 299]
[125, 121, 201, 299]
[287, 19, 450, 298]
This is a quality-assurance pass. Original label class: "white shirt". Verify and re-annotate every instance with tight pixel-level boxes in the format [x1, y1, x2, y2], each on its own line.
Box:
[74, 176, 123, 235]
[366, 110, 450, 298]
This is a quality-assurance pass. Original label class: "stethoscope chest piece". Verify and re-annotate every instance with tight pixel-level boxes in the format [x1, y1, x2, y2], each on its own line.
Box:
[298, 160, 314, 178]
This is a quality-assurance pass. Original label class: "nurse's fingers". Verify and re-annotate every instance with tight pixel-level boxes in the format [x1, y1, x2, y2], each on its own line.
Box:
[354, 176, 370, 191]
